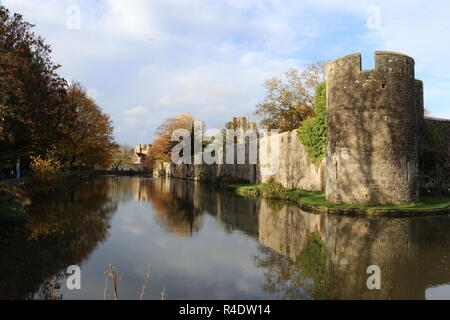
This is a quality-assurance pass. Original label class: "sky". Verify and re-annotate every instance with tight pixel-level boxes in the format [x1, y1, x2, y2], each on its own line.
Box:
[3, 0, 450, 146]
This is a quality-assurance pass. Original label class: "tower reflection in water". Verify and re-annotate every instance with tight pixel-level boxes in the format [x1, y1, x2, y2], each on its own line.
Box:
[148, 178, 450, 300]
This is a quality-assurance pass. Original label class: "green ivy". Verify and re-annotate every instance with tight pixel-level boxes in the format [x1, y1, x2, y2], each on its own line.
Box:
[429, 125, 445, 163]
[299, 82, 327, 164]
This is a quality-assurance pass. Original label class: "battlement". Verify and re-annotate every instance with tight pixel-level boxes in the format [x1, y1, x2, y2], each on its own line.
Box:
[327, 51, 415, 75]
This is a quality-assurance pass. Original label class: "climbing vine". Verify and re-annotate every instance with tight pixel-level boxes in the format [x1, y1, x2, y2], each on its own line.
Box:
[421, 122, 446, 171]
[298, 82, 327, 164]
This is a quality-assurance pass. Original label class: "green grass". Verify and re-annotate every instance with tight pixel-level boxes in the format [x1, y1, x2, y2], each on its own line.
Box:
[227, 183, 450, 212]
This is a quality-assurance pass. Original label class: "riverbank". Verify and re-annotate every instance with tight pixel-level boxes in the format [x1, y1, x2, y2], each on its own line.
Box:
[227, 183, 450, 217]
[0, 185, 31, 242]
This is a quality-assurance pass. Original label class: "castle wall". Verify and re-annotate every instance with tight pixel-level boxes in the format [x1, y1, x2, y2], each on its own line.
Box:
[160, 162, 257, 184]
[421, 117, 450, 194]
[326, 52, 421, 205]
[426, 118, 450, 159]
[155, 129, 325, 191]
[258, 130, 325, 191]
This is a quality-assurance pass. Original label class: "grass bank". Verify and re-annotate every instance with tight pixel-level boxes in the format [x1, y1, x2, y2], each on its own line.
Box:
[226, 183, 450, 216]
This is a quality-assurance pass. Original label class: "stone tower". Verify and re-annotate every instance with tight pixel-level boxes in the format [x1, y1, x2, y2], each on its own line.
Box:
[326, 52, 424, 205]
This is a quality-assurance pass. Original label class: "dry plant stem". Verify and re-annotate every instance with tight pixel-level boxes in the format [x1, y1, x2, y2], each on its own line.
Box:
[103, 271, 109, 300]
[111, 265, 119, 300]
[138, 264, 152, 300]
[104, 264, 123, 300]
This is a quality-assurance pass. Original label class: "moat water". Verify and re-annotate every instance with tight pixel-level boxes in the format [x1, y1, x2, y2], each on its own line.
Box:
[2, 177, 450, 300]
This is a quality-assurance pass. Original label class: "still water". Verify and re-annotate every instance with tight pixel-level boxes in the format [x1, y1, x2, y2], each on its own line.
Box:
[2, 177, 450, 300]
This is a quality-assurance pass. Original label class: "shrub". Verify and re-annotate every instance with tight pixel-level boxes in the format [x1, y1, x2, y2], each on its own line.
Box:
[261, 178, 286, 199]
[30, 155, 62, 183]
[299, 82, 327, 164]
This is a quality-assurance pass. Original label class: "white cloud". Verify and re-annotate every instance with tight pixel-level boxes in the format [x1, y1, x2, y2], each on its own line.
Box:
[123, 106, 149, 117]
[3, 0, 449, 145]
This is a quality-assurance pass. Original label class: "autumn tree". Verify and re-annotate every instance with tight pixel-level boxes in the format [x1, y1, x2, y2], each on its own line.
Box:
[150, 114, 196, 163]
[255, 62, 326, 132]
[0, 6, 118, 177]
[0, 7, 73, 172]
[62, 82, 117, 168]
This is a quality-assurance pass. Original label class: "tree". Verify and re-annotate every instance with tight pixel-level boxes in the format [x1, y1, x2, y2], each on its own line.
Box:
[112, 144, 135, 170]
[150, 113, 195, 163]
[255, 62, 326, 132]
[62, 82, 117, 168]
[0, 7, 73, 170]
[0, 6, 117, 174]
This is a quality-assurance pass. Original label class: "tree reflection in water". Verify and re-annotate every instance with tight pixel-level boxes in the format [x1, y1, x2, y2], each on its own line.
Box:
[0, 179, 116, 300]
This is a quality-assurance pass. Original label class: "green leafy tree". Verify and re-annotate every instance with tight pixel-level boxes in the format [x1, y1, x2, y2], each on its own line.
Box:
[255, 62, 326, 132]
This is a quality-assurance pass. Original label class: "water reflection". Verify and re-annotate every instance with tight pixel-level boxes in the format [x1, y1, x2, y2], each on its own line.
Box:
[0, 179, 116, 299]
[257, 200, 450, 300]
[1, 177, 450, 300]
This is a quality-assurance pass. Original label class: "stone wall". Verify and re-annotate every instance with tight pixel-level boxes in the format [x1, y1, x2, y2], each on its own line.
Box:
[155, 129, 325, 191]
[154, 114, 448, 196]
[155, 162, 257, 184]
[421, 117, 450, 194]
[258, 130, 325, 191]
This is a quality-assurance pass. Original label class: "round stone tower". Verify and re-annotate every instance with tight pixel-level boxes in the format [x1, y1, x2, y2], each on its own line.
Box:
[326, 52, 423, 205]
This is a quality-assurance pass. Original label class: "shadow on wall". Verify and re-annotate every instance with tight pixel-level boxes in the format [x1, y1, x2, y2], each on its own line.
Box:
[326, 52, 421, 206]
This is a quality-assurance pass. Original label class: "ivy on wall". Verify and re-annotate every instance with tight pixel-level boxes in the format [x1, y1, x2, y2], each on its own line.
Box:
[421, 122, 446, 171]
[298, 82, 327, 164]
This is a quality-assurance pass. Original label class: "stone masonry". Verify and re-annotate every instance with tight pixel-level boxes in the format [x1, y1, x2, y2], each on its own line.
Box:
[326, 52, 422, 205]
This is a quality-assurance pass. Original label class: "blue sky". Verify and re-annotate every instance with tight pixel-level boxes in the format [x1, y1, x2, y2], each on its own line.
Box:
[4, 0, 450, 145]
